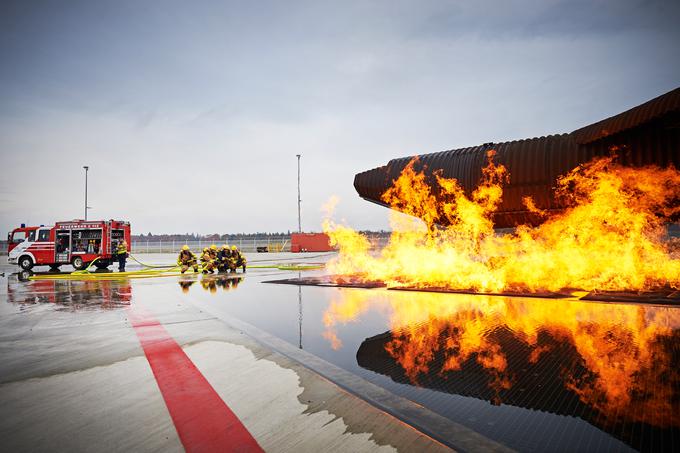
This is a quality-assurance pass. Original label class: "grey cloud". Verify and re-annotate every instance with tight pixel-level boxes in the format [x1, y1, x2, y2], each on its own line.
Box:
[0, 0, 678, 235]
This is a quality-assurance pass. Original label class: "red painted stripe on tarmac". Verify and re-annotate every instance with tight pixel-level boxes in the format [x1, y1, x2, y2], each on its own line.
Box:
[128, 307, 263, 453]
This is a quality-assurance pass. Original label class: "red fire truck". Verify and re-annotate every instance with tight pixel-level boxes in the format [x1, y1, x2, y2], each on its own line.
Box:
[8, 219, 131, 271]
[7, 224, 39, 253]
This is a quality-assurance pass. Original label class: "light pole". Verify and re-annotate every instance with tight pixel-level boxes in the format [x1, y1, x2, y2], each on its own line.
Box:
[296, 154, 301, 233]
[83, 166, 90, 220]
[298, 275, 303, 349]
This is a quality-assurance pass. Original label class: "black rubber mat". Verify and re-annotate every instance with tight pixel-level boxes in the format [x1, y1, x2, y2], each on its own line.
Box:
[264, 276, 680, 305]
[580, 288, 680, 304]
[262, 276, 385, 288]
[390, 286, 571, 299]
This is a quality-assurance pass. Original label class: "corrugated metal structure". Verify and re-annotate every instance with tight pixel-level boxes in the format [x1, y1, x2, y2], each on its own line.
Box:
[354, 87, 680, 228]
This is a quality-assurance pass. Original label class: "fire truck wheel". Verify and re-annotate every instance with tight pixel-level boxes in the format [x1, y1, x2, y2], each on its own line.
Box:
[19, 255, 34, 270]
[94, 261, 111, 270]
[71, 256, 86, 270]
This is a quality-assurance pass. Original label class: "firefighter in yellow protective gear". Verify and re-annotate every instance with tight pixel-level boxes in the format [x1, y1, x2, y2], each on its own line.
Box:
[116, 240, 128, 272]
[201, 247, 215, 273]
[231, 245, 247, 273]
[209, 244, 218, 260]
[177, 245, 199, 273]
[217, 245, 232, 273]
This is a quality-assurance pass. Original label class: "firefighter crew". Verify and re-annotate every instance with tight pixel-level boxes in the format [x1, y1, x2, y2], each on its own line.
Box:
[201, 247, 215, 274]
[116, 240, 128, 272]
[217, 245, 231, 273]
[232, 245, 247, 273]
[177, 245, 199, 273]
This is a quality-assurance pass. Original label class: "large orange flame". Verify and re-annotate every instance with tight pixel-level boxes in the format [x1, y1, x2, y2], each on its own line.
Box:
[324, 153, 680, 292]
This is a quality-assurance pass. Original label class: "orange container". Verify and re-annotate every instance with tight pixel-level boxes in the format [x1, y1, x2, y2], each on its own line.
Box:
[291, 233, 334, 252]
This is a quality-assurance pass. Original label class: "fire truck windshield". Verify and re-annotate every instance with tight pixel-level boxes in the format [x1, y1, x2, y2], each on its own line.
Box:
[11, 231, 27, 243]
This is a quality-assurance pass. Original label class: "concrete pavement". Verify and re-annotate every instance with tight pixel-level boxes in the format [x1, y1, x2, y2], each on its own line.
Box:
[0, 259, 455, 452]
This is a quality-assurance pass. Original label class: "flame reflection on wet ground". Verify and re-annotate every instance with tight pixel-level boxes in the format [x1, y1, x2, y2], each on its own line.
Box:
[323, 290, 680, 452]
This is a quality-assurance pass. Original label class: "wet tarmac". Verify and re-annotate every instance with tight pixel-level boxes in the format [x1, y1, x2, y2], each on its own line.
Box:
[2, 253, 679, 452]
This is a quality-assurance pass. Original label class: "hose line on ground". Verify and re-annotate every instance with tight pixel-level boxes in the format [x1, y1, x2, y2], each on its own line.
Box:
[28, 258, 324, 280]
[128, 254, 178, 269]
[31, 253, 181, 280]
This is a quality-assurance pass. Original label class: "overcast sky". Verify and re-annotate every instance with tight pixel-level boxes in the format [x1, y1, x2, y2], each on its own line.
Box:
[1, 0, 678, 236]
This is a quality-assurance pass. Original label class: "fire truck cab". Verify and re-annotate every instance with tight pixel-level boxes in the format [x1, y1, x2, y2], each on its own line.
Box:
[8, 219, 131, 271]
[7, 225, 39, 253]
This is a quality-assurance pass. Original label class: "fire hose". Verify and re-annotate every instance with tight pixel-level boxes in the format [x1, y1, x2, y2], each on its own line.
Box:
[28, 254, 324, 280]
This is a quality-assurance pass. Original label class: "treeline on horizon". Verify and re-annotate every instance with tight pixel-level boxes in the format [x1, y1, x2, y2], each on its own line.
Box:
[131, 230, 392, 241]
[130, 225, 680, 242]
